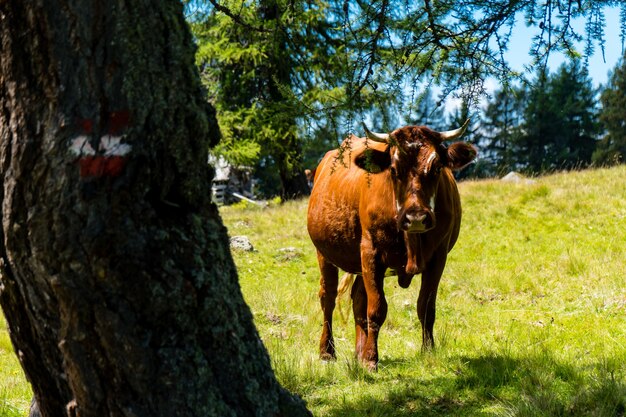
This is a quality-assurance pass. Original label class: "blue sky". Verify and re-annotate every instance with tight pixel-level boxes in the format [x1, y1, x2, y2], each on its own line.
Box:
[503, 6, 624, 87]
[440, 7, 624, 114]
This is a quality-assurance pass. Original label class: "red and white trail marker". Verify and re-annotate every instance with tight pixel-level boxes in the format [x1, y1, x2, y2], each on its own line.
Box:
[71, 112, 131, 178]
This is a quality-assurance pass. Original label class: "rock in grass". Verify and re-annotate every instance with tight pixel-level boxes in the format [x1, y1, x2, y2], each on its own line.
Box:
[501, 171, 536, 184]
[276, 247, 302, 261]
[278, 246, 297, 253]
[230, 235, 254, 251]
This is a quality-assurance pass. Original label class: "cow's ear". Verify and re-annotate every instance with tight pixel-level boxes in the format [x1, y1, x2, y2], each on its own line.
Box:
[355, 148, 391, 173]
[446, 142, 478, 171]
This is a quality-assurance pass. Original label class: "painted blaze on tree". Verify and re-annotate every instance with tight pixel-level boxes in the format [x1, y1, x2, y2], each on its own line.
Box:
[0, 1, 310, 416]
[307, 121, 477, 370]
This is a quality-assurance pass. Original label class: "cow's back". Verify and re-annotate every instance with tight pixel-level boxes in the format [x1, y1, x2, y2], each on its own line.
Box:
[307, 138, 393, 273]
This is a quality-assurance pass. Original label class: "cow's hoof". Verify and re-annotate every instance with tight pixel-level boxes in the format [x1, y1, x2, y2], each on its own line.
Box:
[421, 343, 435, 353]
[357, 354, 378, 372]
[365, 360, 378, 372]
[320, 352, 336, 361]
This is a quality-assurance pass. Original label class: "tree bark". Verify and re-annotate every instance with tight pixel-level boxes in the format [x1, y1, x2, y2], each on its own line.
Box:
[0, 1, 310, 416]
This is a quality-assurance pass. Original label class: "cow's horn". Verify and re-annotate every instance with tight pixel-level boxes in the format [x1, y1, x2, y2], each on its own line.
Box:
[362, 123, 390, 143]
[440, 119, 470, 141]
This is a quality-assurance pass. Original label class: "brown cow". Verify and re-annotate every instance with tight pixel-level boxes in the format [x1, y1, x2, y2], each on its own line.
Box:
[307, 121, 477, 370]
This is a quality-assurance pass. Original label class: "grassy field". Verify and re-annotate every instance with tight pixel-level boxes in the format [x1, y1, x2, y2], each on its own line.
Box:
[221, 166, 626, 417]
[1, 166, 625, 416]
[0, 314, 30, 417]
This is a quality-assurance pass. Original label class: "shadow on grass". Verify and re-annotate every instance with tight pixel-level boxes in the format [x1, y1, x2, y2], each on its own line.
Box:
[321, 352, 626, 417]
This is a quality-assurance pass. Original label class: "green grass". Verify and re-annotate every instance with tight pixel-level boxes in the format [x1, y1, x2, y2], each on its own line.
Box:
[1, 167, 625, 416]
[0, 315, 31, 417]
[222, 165, 626, 417]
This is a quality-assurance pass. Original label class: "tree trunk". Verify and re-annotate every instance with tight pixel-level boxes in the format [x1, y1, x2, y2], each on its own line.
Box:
[0, 2, 310, 417]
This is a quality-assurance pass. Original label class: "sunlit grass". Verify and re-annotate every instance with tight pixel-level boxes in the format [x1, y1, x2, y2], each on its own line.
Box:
[0, 166, 624, 416]
[222, 165, 626, 416]
[0, 315, 31, 417]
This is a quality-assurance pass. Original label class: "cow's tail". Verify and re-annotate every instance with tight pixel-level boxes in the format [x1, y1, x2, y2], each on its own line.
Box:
[336, 273, 355, 324]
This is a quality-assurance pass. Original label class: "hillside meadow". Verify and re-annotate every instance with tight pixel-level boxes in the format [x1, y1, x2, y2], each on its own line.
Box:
[1, 166, 625, 416]
[221, 166, 626, 416]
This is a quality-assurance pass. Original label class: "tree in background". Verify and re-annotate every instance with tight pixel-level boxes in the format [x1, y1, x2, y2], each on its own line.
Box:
[192, 0, 313, 199]
[193, 1, 625, 195]
[515, 62, 599, 173]
[594, 54, 626, 165]
[445, 100, 487, 178]
[547, 61, 600, 168]
[481, 87, 527, 175]
[516, 69, 554, 172]
[407, 89, 447, 130]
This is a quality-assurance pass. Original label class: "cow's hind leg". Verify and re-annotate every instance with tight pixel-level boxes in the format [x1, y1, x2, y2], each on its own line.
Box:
[417, 250, 446, 351]
[317, 251, 339, 360]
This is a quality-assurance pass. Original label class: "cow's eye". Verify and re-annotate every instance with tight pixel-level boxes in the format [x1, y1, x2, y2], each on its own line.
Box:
[433, 165, 442, 176]
[390, 167, 397, 178]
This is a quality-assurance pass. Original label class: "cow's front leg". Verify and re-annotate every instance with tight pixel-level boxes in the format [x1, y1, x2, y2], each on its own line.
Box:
[360, 239, 387, 371]
[350, 274, 367, 360]
[317, 251, 339, 360]
[417, 249, 446, 350]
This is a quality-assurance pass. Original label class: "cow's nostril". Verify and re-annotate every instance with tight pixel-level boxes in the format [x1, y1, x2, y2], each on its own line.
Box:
[423, 215, 433, 229]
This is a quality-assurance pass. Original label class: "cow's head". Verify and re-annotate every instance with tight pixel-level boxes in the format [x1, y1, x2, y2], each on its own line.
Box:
[358, 121, 477, 234]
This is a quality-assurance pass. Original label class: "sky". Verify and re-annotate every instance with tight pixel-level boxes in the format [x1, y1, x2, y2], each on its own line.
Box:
[503, 6, 623, 87]
[441, 6, 624, 114]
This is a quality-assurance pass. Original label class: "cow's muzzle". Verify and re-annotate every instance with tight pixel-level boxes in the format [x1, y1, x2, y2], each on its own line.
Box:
[401, 210, 435, 233]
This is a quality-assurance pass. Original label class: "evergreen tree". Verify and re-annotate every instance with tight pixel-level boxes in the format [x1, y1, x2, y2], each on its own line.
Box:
[481, 86, 527, 175]
[192, 0, 311, 199]
[518, 69, 553, 172]
[191, 1, 624, 196]
[549, 61, 600, 168]
[594, 55, 626, 165]
[407, 89, 447, 130]
[446, 100, 484, 178]
[519, 62, 599, 173]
